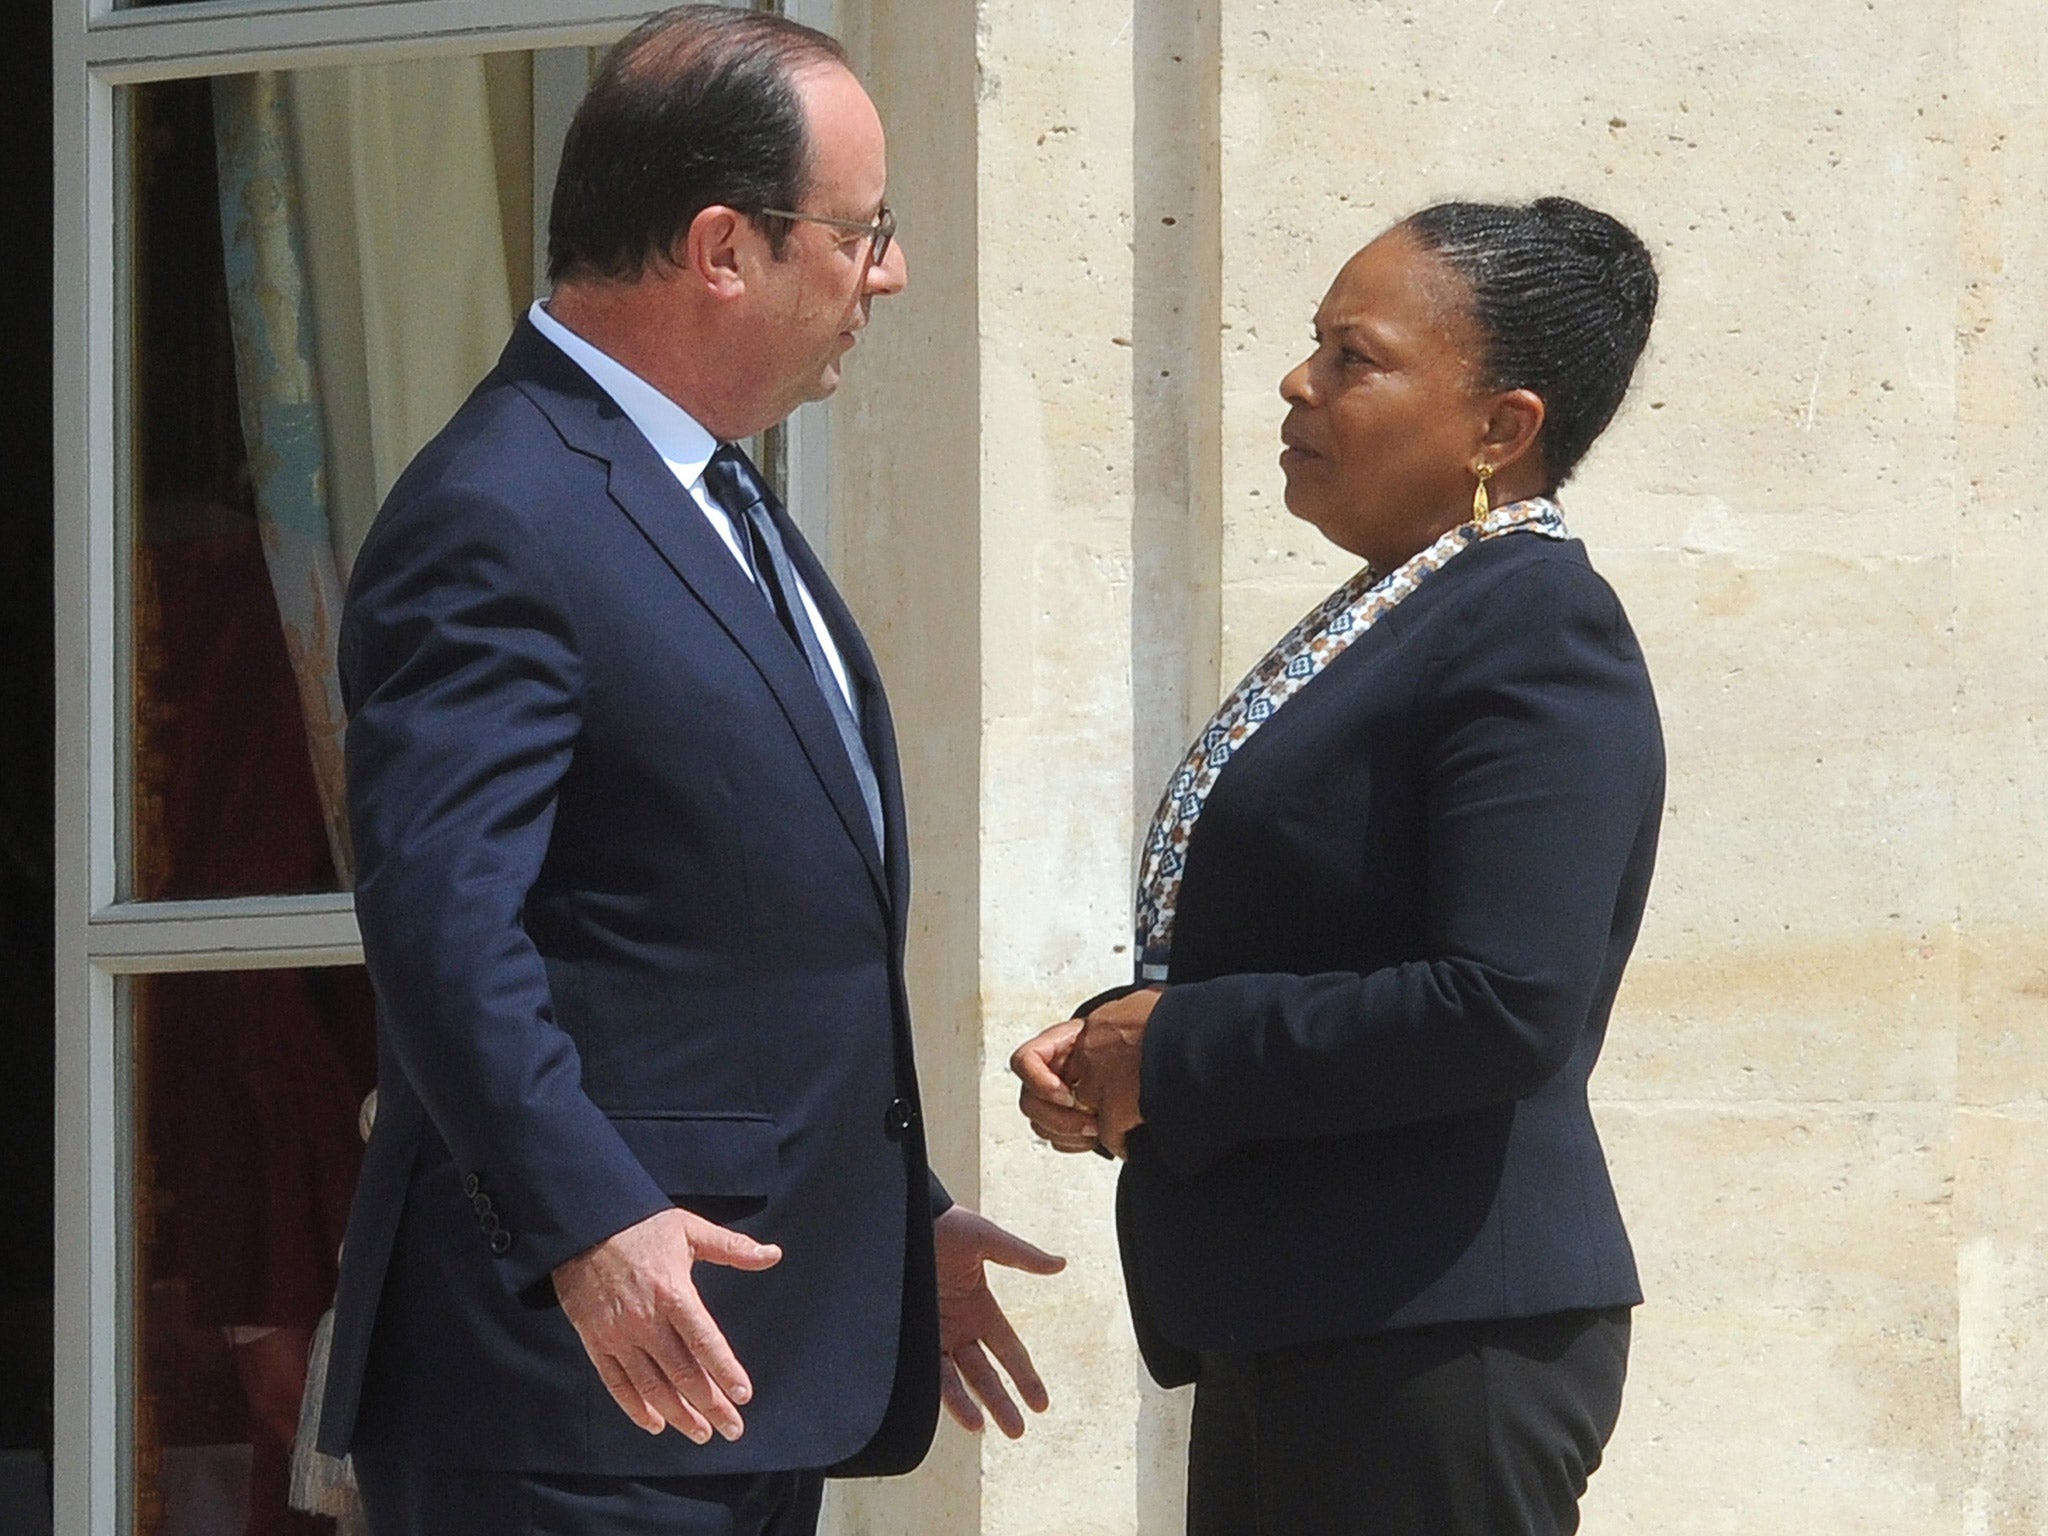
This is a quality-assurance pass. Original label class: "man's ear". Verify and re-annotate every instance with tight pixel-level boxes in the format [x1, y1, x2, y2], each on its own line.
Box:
[682, 206, 748, 300]
[1479, 387, 1546, 476]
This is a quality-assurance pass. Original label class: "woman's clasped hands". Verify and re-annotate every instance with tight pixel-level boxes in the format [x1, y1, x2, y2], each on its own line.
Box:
[1010, 986, 1163, 1159]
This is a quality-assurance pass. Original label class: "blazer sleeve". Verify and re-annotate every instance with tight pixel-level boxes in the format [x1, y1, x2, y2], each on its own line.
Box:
[1136, 555, 1663, 1179]
[343, 484, 671, 1299]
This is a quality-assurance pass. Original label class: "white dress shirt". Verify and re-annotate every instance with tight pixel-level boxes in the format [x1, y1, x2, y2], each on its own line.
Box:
[527, 300, 854, 709]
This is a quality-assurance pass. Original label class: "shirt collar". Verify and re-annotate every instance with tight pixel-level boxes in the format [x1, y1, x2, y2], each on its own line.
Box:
[528, 299, 718, 491]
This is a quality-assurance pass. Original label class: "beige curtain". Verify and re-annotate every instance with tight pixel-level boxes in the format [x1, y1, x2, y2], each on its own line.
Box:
[288, 55, 535, 576]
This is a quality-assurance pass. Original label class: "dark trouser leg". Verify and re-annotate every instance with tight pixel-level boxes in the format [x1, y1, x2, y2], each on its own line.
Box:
[355, 1456, 824, 1536]
[1480, 1310, 1631, 1532]
[1185, 1308, 1630, 1536]
[1186, 1351, 1260, 1536]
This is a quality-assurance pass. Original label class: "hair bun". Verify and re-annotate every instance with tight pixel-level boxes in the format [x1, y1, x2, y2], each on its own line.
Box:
[1533, 196, 1658, 335]
[1401, 195, 1658, 483]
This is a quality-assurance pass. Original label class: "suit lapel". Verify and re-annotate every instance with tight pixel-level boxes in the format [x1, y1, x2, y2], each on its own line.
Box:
[501, 322, 891, 904]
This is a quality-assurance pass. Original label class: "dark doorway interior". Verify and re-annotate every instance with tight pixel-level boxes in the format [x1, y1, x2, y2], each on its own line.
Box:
[0, 0, 58, 1481]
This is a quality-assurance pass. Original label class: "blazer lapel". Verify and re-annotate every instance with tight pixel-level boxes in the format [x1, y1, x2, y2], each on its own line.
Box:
[501, 322, 890, 903]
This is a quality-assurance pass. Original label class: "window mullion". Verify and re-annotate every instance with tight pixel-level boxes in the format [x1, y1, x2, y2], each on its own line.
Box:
[53, 10, 118, 1525]
[86, 897, 365, 971]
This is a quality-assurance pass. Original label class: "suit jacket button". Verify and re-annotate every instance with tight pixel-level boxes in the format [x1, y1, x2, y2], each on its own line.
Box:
[463, 1174, 481, 1200]
[472, 1191, 494, 1217]
[488, 1228, 513, 1256]
[884, 1098, 916, 1140]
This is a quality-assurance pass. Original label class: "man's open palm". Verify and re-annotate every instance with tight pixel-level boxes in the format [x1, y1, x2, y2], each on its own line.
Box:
[934, 1205, 1066, 1437]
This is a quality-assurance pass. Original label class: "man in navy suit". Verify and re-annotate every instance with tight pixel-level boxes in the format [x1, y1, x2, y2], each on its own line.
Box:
[317, 10, 1062, 1532]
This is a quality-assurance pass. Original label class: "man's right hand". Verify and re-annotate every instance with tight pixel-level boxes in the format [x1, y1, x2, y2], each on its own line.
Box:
[553, 1206, 782, 1443]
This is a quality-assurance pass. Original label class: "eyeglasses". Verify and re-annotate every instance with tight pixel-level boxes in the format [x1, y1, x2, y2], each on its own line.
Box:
[753, 203, 896, 268]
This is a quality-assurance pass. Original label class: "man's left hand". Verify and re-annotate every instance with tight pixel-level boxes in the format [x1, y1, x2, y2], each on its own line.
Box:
[934, 1205, 1065, 1437]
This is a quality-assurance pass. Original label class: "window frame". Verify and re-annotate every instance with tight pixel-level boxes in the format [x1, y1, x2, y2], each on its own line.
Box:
[52, 2, 836, 1530]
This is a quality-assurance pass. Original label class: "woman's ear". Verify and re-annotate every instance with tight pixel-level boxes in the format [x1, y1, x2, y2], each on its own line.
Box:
[1479, 387, 1546, 476]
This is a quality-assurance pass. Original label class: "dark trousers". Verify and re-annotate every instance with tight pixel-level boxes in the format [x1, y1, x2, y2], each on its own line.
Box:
[354, 1454, 824, 1536]
[1187, 1308, 1630, 1536]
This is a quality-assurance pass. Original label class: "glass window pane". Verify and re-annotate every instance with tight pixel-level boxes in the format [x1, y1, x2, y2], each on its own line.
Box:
[122, 55, 549, 902]
[129, 966, 377, 1536]
[115, 1, 411, 9]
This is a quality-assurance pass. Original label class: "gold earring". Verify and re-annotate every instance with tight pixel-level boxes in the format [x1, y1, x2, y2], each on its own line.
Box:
[1472, 465, 1494, 521]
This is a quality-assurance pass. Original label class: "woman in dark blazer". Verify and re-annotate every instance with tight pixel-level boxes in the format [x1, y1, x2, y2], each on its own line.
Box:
[1016, 197, 1663, 1536]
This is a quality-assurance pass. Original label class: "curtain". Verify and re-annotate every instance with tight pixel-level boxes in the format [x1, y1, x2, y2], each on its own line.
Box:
[211, 70, 356, 888]
[287, 57, 529, 576]
[210, 56, 530, 887]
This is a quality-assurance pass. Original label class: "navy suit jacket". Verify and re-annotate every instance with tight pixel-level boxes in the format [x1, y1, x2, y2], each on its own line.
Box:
[318, 321, 942, 1476]
[1110, 533, 1663, 1387]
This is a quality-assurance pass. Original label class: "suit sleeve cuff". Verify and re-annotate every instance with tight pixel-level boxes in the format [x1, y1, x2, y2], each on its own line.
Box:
[1138, 981, 1243, 1179]
[488, 1159, 674, 1303]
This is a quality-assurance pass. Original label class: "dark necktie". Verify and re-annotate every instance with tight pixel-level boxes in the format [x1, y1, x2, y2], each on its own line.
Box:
[701, 444, 886, 860]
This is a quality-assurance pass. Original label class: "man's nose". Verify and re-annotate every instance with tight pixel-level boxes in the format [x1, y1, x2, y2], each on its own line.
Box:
[1279, 358, 1314, 405]
[867, 236, 908, 296]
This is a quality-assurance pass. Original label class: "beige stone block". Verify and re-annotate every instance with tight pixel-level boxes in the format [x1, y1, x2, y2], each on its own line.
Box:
[1618, 761, 1960, 1100]
[1231, 0, 1961, 91]
[1959, 0, 2048, 95]
[1957, 109, 2048, 441]
[1953, 721, 2048, 951]
[1602, 928, 1956, 1105]
[1587, 1104, 1960, 1530]
[1647, 735, 1955, 947]
[974, 18, 1135, 534]
[1959, 932, 2048, 1112]
[1954, 541, 2048, 1111]
[1606, 548, 1955, 760]
[1957, 1108, 2048, 1533]
[1596, 551, 1960, 1112]
[1219, 2, 1973, 557]
[1570, 479, 1955, 573]
[1600, 1104, 1954, 1329]
[1583, 1314, 1957, 1534]
[1957, 22, 2048, 530]
[1214, 489, 1969, 699]
[1956, 537, 2048, 735]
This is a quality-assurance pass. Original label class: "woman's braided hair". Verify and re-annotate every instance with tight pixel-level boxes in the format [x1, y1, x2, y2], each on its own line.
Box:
[1403, 197, 1658, 487]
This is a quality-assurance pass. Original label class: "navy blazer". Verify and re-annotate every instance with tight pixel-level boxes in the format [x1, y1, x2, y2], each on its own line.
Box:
[318, 321, 942, 1476]
[1113, 533, 1663, 1387]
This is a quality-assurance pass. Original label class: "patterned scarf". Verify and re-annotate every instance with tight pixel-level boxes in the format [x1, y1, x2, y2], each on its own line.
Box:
[1133, 496, 1571, 981]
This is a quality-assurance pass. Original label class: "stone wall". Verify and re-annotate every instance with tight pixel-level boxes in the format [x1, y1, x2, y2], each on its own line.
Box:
[827, 1, 2048, 1530]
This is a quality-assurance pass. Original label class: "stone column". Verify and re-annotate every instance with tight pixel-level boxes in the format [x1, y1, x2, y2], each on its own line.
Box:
[971, 3, 1149, 1533]
[828, 1, 984, 1530]
[829, 2, 1156, 1531]
[1954, 0, 2048, 1529]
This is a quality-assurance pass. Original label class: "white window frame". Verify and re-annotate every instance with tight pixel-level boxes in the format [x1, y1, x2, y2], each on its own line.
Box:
[52, 2, 835, 1530]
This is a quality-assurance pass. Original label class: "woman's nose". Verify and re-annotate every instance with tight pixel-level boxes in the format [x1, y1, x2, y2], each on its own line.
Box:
[1279, 357, 1315, 406]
